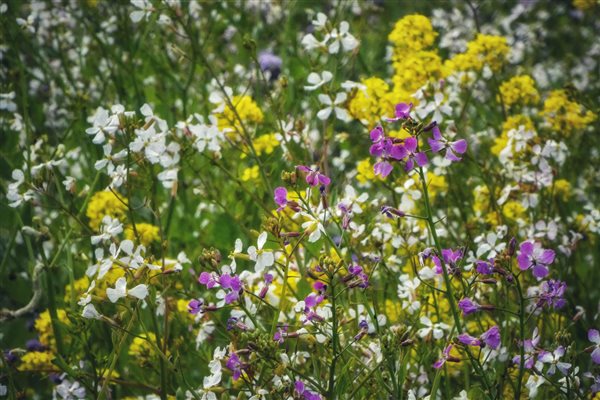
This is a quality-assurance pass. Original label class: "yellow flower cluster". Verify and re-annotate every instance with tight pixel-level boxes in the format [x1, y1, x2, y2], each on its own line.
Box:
[241, 165, 260, 181]
[86, 190, 128, 230]
[573, 0, 597, 11]
[388, 15, 438, 52]
[356, 158, 377, 184]
[252, 133, 280, 156]
[499, 75, 540, 107]
[447, 34, 509, 73]
[388, 15, 443, 101]
[216, 95, 264, 133]
[491, 114, 535, 156]
[553, 179, 572, 201]
[35, 309, 69, 348]
[125, 223, 160, 246]
[348, 77, 396, 126]
[426, 172, 448, 202]
[18, 351, 56, 371]
[65, 268, 125, 302]
[128, 333, 157, 359]
[540, 89, 597, 135]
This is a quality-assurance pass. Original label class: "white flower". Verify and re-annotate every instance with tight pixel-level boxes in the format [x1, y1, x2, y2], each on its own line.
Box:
[311, 12, 328, 31]
[417, 316, 449, 340]
[91, 216, 123, 245]
[317, 92, 349, 121]
[86, 107, 119, 144]
[106, 277, 148, 303]
[415, 92, 453, 122]
[247, 232, 274, 273]
[81, 304, 102, 320]
[16, 15, 35, 34]
[54, 378, 86, 399]
[301, 33, 327, 51]
[304, 71, 333, 91]
[327, 21, 358, 54]
[130, 0, 153, 23]
[525, 374, 545, 399]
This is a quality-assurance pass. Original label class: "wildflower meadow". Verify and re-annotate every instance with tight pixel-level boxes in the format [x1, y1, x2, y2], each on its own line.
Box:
[2, 1, 600, 399]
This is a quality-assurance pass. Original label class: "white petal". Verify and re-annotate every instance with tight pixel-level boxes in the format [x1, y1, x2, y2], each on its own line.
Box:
[128, 284, 149, 300]
[317, 107, 332, 120]
[257, 232, 268, 250]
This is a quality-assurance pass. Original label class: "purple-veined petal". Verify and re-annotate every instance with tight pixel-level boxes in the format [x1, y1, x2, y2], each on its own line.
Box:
[539, 249, 555, 265]
[415, 152, 428, 167]
[452, 139, 468, 154]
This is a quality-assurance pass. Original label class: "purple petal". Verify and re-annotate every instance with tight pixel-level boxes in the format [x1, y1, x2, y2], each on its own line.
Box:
[370, 126, 384, 142]
[452, 139, 467, 154]
[432, 125, 442, 140]
[517, 254, 531, 271]
[415, 152, 428, 167]
[520, 241, 534, 256]
[318, 174, 331, 186]
[589, 329, 600, 345]
[374, 161, 393, 178]
[445, 149, 462, 162]
[539, 249, 555, 265]
[404, 137, 417, 153]
[592, 348, 600, 365]
[428, 138, 444, 153]
[296, 165, 310, 172]
[390, 144, 408, 160]
[532, 264, 549, 279]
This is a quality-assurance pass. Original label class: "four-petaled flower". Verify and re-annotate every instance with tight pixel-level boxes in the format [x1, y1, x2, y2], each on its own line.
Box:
[296, 165, 331, 187]
[106, 277, 148, 303]
[248, 232, 275, 273]
[428, 125, 467, 162]
[517, 241, 555, 279]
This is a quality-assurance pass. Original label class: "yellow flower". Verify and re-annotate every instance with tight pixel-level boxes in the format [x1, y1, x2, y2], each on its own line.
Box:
[356, 158, 378, 184]
[86, 191, 128, 231]
[17, 351, 56, 371]
[447, 34, 509, 73]
[499, 75, 540, 107]
[241, 166, 260, 181]
[426, 172, 447, 202]
[215, 95, 264, 133]
[540, 89, 597, 135]
[35, 309, 69, 349]
[392, 51, 444, 93]
[502, 200, 527, 222]
[385, 299, 402, 323]
[553, 179, 571, 201]
[348, 77, 395, 125]
[125, 223, 160, 246]
[252, 133, 280, 156]
[388, 15, 438, 52]
[128, 333, 158, 360]
[573, 0, 596, 11]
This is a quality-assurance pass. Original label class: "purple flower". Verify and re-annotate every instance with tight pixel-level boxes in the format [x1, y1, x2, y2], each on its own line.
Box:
[428, 125, 467, 162]
[226, 352, 244, 380]
[297, 165, 330, 187]
[274, 187, 288, 211]
[536, 280, 566, 309]
[274, 325, 288, 344]
[481, 326, 501, 349]
[369, 125, 410, 178]
[198, 272, 218, 288]
[347, 264, 369, 288]
[517, 241, 555, 279]
[588, 329, 600, 364]
[386, 102, 413, 121]
[458, 326, 500, 350]
[513, 328, 541, 369]
[458, 298, 480, 316]
[432, 248, 463, 274]
[538, 346, 571, 375]
[25, 339, 46, 352]
[399, 136, 428, 171]
[433, 344, 459, 369]
[187, 299, 204, 314]
[258, 50, 282, 79]
[295, 380, 322, 400]
[476, 259, 495, 275]
[458, 333, 481, 347]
